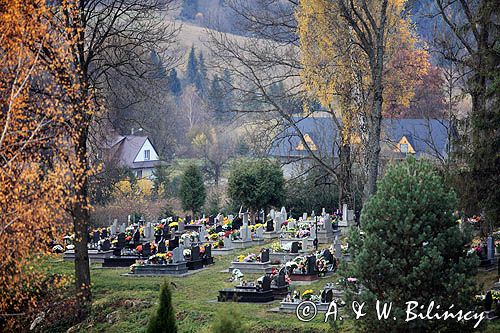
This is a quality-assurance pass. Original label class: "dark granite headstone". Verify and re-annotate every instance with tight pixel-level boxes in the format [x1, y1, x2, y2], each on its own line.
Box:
[323, 249, 334, 264]
[172, 216, 179, 222]
[168, 237, 179, 251]
[102, 239, 111, 251]
[185, 216, 192, 223]
[306, 256, 317, 275]
[291, 242, 300, 254]
[142, 243, 151, 258]
[205, 244, 212, 258]
[208, 215, 215, 225]
[133, 229, 140, 244]
[215, 225, 223, 233]
[261, 275, 271, 291]
[101, 229, 108, 239]
[485, 291, 493, 311]
[276, 268, 287, 287]
[260, 249, 270, 263]
[191, 246, 201, 261]
[158, 239, 167, 253]
[321, 289, 333, 303]
[92, 231, 100, 244]
[266, 219, 274, 232]
[232, 217, 243, 230]
[117, 233, 126, 248]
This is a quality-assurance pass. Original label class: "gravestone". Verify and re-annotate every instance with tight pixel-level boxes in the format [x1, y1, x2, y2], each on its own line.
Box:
[191, 246, 200, 261]
[92, 231, 100, 244]
[102, 239, 111, 251]
[205, 244, 212, 258]
[208, 215, 215, 225]
[321, 289, 333, 303]
[255, 226, 264, 239]
[280, 207, 287, 221]
[199, 228, 207, 242]
[142, 243, 151, 258]
[168, 237, 180, 251]
[225, 237, 233, 249]
[232, 217, 243, 230]
[172, 246, 184, 263]
[322, 208, 326, 217]
[266, 219, 274, 232]
[260, 249, 270, 263]
[101, 228, 108, 239]
[111, 219, 118, 235]
[120, 223, 126, 233]
[184, 237, 192, 248]
[117, 233, 126, 248]
[323, 249, 334, 264]
[324, 215, 333, 232]
[178, 219, 185, 233]
[158, 239, 167, 253]
[302, 213, 307, 221]
[133, 229, 140, 244]
[276, 268, 287, 287]
[306, 256, 316, 275]
[261, 275, 271, 291]
[154, 228, 163, 243]
[215, 225, 223, 233]
[488, 236, 495, 260]
[291, 242, 300, 253]
[334, 236, 342, 258]
[485, 291, 493, 311]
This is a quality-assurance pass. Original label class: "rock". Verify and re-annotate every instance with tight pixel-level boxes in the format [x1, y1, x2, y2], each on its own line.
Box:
[66, 323, 82, 333]
[123, 299, 150, 309]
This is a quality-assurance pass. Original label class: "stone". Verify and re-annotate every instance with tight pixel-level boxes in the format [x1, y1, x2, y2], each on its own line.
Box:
[291, 242, 300, 254]
[334, 236, 342, 258]
[172, 246, 184, 263]
[321, 289, 333, 303]
[487, 236, 495, 260]
[120, 223, 126, 233]
[306, 256, 317, 275]
[225, 237, 233, 249]
[168, 237, 179, 251]
[280, 207, 287, 220]
[276, 267, 287, 287]
[322, 249, 334, 264]
[191, 246, 201, 261]
[133, 229, 140, 244]
[92, 231, 100, 244]
[302, 213, 307, 221]
[266, 219, 274, 232]
[102, 239, 111, 251]
[184, 237, 191, 248]
[178, 220, 185, 233]
[261, 275, 271, 291]
[260, 249, 270, 263]
[101, 228, 108, 239]
[255, 226, 264, 239]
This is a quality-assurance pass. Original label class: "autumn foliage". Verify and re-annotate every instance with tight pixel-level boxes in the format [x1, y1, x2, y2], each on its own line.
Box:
[0, 1, 84, 330]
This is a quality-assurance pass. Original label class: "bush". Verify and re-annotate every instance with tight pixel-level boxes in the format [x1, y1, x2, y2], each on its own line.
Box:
[180, 164, 206, 215]
[147, 281, 177, 333]
[346, 158, 479, 332]
[211, 307, 248, 333]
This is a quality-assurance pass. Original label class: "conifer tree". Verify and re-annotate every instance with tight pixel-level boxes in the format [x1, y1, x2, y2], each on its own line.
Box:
[168, 69, 182, 97]
[180, 164, 206, 215]
[186, 45, 198, 86]
[196, 51, 207, 93]
[345, 158, 479, 332]
[179, 0, 198, 20]
[147, 281, 177, 333]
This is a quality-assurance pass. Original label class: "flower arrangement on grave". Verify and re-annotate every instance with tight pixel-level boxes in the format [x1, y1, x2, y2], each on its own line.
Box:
[125, 235, 132, 242]
[209, 233, 219, 241]
[285, 256, 307, 273]
[169, 221, 179, 229]
[237, 253, 257, 262]
[491, 291, 500, 301]
[302, 289, 314, 300]
[231, 230, 240, 240]
[139, 226, 144, 237]
[316, 257, 328, 275]
[148, 252, 172, 264]
[199, 245, 205, 254]
[270, 241, 283, 252]
[295, 228, 310, 238]
[135, 244, 143, 253]
[154, 223, 164, 232]
[183, 249, 191, 258]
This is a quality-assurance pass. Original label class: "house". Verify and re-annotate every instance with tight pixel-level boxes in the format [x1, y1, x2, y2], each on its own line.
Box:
[104, 135, 164, 179]
[269, 115, 453, 177]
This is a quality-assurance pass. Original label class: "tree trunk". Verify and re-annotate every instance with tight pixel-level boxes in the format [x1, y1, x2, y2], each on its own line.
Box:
[338, 143, 352, 209]
[73, 126, 92, 320]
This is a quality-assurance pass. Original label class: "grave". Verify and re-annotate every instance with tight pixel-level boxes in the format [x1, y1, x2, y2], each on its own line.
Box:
[279, 284, 344, 312]
[229, 249, 273, 274]
[218, 275, 274, 303]
[233, 213, 254, 249]
[202, 244, 214, 266]
[186, 245, 204, 270]
[269, 241, 306, 264]
[270, 267, 289, 300]
[287, 255, 320, 281]
[211, 236, 234, 255]
[130, 245, 188, 275]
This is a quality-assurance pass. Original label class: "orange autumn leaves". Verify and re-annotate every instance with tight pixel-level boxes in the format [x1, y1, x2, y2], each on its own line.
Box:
[0, 0, 82, 330]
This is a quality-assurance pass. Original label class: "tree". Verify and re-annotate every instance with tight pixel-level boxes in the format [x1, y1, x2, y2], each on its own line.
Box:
[147, 281, 177, 333]
[180, 0, 199, 20]
[152, 164, 171, 200]
[180, 165, 206, 215]
[49, 0, 179, 319]
[432, 0, 500, 229]
[227, 159, 284, 219]
[168, 69, 182, 97]
[297, 0, 422, 202]
[346, 158, 479, 332]
[0, 0, 79, 329]
[196, 51, 208, 93]
[186, 46, 199, 86]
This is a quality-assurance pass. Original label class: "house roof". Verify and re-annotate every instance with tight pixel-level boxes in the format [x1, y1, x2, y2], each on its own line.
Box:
[269, 116, 451, 159]
[107, 135, 163, 169]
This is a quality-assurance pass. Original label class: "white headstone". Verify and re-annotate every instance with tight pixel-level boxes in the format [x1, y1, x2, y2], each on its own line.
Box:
[322, 208, 326, 217]
[342, 204, 348, 222]
[225, 236, 233, 249]
[280, 207, 287, 220]
[172, 246, 184, 263]
[120, 223, 126, 233]
[242, 212, 249, 226]
[270, 209, 276, 220]
[334, 236, 342, 258]
[302, 212, 307, 221]
[255, 226, 264, 239]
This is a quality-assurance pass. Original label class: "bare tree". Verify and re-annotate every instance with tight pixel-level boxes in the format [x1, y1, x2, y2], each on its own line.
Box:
[47, 0, 180, 319]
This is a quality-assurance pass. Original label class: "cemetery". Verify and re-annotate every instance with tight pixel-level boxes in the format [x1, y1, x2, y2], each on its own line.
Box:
[3, 0, 499, 331]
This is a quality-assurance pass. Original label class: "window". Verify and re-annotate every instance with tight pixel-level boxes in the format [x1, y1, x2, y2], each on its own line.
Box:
[400, 143, 409, 154]
[136, 170, 142, 178]
[144, 149, 150, 160]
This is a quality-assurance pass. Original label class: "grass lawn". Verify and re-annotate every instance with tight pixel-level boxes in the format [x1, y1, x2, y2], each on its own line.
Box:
[42, 244, 500, 333]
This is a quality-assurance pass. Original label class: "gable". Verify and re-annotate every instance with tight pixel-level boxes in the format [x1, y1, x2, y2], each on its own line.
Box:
[295, 134, 318, 151]
[395, 135, 416, 154]
[133, 138, 159, 163]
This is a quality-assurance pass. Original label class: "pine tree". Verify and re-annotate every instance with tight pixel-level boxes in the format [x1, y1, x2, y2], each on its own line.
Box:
[168, 69, 182, 97]
[208, 75, 225, 121]
[196, 51, 207, 93]
[180, 164, 206, 215]
[186, 45, 198, 86]
[147, 281, 177, 333]
[179, 0, 198, 20]
[345, 158, 479, 332]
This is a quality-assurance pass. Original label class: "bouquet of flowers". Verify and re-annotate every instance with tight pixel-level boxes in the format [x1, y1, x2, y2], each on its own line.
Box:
[270, 241, 283, 252]
[237, 253, 257, 262]
[183, 249, 191, 258]
[209, 233, 219, 241]
[296, 229, 310, 238]
[302, 289, 314, 300]
[148, 252, 172, 264]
